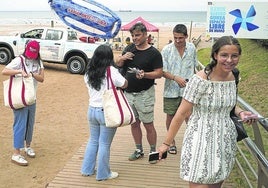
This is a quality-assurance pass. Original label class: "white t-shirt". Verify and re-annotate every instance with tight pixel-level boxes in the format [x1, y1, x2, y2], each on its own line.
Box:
[84, 66, 126, 107]
[6, 55, 44, 96]
[6, 55, 44, 74]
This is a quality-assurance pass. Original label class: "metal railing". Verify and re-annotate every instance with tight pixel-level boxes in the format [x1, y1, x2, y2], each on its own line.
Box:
[236, 96, 268, 188]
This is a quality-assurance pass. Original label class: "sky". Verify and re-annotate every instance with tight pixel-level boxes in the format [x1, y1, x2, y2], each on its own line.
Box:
[0, 0, 208, 11]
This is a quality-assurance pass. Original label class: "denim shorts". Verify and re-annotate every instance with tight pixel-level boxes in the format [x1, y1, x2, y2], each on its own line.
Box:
[163, 97, 182, 115]
[125, 86, 155, 123]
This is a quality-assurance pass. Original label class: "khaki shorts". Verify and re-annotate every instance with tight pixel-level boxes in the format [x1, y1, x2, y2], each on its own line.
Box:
[125, 86, 155, 124]
[163, 97, 182, 115]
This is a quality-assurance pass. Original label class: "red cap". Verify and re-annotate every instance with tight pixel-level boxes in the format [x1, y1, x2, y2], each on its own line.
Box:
[25, 40, 40, 59]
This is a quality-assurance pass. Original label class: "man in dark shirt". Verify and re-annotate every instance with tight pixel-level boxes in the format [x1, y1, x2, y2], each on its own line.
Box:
[116, 23, 163, 164]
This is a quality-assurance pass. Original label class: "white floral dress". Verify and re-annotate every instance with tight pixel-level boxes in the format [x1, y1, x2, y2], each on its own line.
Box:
[180, 74, 238, 184]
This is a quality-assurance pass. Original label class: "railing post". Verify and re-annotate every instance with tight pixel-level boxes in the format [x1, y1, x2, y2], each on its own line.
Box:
[258, 166, 268, 187]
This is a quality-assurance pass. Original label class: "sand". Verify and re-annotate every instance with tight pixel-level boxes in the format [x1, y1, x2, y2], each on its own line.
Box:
[0, 23, 210, 188]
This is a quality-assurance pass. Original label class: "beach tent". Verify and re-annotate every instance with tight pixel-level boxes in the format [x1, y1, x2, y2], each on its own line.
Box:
[121, 16, 159, 32]
[120, 16, 159, 48]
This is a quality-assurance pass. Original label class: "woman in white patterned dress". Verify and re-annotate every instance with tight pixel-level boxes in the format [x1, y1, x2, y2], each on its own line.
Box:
[158, 36, 258, 188]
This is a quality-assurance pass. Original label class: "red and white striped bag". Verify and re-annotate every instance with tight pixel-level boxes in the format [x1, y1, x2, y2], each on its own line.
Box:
[3, 56, 36, 109]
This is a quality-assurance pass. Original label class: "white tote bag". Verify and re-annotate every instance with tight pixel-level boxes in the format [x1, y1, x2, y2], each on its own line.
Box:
[3, 56, 36, 109]
[102, 66, 135, 127]
[3, 76, 36, 109]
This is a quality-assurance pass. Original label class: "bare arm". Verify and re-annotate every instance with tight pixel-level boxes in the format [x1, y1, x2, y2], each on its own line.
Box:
[121, 80, 128, 89]
[2, 66, 44, 83]
[2, 67, 27, 77]
[31, 68, 44, 83]
[115, 52, 135, 67]
[144, 67, 163, 79]
[163, 71, 188, 87]
[158, 99, 193, 157]
[137, 67, 163, 80]
[163, 71, 174, 80]
[235, 105, 257, 124]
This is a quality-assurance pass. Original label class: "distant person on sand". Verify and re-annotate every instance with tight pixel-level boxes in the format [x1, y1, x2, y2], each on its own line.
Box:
[147, 34, 152, 45]
[161, 24, 198, 155]
[81, 45, 127, 180]
[125, 37, 131, 46]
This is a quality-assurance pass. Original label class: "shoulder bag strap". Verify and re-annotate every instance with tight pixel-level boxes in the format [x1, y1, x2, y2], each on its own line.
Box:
[106, 66, 114, 89]
[19, 55, 28, 107]
[19, 55, 28, 74]
[7, 56, 28, 109]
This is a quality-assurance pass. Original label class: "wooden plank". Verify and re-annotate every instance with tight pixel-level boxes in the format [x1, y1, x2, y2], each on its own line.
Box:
[47, 120, 188, 188]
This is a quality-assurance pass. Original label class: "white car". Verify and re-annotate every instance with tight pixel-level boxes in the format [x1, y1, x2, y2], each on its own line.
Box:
[0, 27, 103, 74]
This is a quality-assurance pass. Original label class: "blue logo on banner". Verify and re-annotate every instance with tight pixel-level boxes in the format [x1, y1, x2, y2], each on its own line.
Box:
[229, 5, 259, 35]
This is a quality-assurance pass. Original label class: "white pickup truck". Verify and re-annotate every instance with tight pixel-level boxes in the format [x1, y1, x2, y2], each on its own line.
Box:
[0, 27, 103, 74]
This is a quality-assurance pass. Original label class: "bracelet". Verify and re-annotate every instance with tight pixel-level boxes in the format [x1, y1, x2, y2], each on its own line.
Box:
[163, 142, 170, 147]
[238, 110, 245, 116]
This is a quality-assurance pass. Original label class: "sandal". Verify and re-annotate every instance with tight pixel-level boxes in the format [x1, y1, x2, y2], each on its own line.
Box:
[168, 145, 177, 155]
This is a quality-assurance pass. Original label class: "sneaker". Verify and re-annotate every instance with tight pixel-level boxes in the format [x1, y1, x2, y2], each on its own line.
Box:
[108, 171, 119, 180]
[25, 147, 35, 158]
[11, 154, 28, 166]
[128, 149, 144, 161]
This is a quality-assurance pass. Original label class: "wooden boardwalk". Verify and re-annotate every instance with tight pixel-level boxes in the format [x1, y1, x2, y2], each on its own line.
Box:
[47, 77, 190, 188]
[47, 120, 188, 188]
[47, 78, 233, 188]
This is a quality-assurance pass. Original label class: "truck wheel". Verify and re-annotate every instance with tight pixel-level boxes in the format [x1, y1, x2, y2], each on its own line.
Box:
[66, 56, 86, 74]
[0, 47, 12, 65]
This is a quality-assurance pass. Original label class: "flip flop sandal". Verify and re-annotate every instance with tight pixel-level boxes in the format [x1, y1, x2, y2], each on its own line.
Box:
[168, 145, 177, 155]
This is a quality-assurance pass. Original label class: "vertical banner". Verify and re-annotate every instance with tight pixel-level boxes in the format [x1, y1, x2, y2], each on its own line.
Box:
[207, 1, 268, 39]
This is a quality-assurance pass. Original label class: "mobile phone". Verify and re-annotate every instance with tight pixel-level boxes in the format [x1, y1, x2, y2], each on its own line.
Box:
[238, 114, 259, 122]
[244, 114, 259, 121]
[148, 151, 167, 162]
[246, 114, 259, 119]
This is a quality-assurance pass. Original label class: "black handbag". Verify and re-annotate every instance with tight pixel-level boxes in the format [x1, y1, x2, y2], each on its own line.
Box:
[231, 115, 248, 142]
[231, 68, 248, 142]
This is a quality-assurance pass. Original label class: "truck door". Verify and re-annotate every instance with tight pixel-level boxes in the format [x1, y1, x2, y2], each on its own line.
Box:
[41, 29, 64, 62]
[16, 29, 44, 55]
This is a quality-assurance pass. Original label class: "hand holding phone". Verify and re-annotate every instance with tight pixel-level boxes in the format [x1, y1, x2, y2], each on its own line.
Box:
[245, 114, 259, 120]
[148, 151, 167, 162]
[127, 67, 141, 74]
[239, 114, 259, 122]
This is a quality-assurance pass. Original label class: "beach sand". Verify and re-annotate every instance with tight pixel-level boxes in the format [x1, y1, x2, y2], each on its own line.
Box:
[0, 23, 210, 187]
